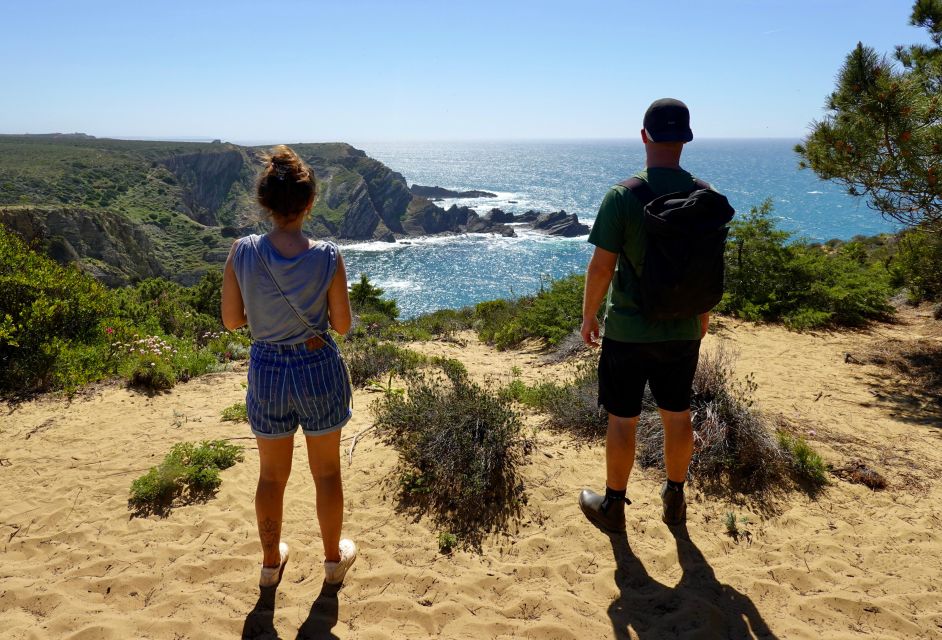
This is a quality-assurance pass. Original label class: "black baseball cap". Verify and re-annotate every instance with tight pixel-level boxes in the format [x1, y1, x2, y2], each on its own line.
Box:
[643, 98, 693, 143]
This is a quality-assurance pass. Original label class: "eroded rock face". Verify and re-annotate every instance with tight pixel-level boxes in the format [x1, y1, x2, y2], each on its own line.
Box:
[403, 201, 467, 235]
[161, 150, 251, 226]
[0, 207, 163, 286]
[483, 208, 516, 224]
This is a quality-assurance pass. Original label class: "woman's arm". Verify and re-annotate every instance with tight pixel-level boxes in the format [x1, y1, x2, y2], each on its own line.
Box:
[326, 253, 352, 335]
[221, 241, 248, 330]
[699, 311, 710, 339]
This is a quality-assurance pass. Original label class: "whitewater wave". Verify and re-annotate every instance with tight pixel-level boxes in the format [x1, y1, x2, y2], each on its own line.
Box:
[342, 228, 586, 254]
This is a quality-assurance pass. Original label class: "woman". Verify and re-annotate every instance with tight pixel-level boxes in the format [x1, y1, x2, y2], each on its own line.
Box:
[221, 145, 356, 588]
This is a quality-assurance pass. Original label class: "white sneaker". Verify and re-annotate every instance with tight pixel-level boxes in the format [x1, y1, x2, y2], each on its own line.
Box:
[259, 542, 289, 588]
[324, 539, 357, 585]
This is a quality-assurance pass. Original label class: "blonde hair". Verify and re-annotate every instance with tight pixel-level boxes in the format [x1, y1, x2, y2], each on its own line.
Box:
[257, 145, 317, 221]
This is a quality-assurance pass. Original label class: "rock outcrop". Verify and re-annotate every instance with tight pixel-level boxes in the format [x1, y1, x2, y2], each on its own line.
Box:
[409, 185, 498, 199]
[532, 210, 590, 237]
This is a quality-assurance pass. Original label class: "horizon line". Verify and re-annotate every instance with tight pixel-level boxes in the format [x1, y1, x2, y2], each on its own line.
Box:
[0, 132, 806, 145]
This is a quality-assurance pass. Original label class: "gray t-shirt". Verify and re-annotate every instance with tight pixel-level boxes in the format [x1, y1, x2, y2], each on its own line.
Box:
[232, 234, 338, 344]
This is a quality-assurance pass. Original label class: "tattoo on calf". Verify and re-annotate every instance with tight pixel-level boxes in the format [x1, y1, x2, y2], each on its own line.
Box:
[259, 517, 279, 554]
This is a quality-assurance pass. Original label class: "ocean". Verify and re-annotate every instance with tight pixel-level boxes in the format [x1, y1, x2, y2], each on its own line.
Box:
[342, 139, 898, 318]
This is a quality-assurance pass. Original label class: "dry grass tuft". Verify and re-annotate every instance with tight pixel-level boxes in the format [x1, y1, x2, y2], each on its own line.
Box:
[637, 345, 796, 494]
[864, 338, 942, 410]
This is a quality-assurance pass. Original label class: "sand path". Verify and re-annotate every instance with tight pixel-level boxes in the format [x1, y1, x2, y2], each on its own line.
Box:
[1, 311, 940, 639]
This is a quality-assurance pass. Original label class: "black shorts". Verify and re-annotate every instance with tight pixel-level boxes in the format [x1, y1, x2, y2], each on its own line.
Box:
[598, 337, 701, 418]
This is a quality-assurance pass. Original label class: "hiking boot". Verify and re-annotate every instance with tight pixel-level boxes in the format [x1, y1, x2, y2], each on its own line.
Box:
[579, 489, 627, 533]
[660, 481, 686, 526]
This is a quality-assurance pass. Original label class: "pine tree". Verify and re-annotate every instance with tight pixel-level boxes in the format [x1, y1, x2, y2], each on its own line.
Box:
[795, 0, 942, 227]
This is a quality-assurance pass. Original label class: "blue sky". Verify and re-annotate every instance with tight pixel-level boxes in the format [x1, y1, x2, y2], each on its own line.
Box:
[0, 1, 928, 141]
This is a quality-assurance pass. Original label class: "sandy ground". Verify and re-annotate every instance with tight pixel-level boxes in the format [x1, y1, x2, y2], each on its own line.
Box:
[1, 309, 940, 639]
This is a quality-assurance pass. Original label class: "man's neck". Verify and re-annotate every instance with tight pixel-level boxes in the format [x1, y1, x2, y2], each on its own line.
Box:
[645, 161, 682, 170]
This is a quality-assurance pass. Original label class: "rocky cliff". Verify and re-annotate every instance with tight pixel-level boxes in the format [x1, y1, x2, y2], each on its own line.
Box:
[0, 135, 590, 286]
[0, 206, 163, 286]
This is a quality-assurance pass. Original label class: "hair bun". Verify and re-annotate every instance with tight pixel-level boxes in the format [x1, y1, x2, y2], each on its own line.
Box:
[257, 145, 317, 219]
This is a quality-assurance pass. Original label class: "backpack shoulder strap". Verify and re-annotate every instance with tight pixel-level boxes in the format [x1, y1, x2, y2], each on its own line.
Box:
[617, 177, 658, 206]
[692, 177, 710, 191]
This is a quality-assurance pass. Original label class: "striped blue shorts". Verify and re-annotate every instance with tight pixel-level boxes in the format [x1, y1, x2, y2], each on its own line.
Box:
[246, 337, 352, 439]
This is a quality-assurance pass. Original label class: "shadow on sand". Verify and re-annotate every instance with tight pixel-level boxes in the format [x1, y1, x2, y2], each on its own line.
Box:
[607, 525, 778, 639]
[241, 582, 340, 640]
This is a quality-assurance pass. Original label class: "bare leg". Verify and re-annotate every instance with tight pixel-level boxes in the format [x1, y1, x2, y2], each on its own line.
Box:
[606, 414, 639, 491]
[256, 436, 294, 567]
[660, 408, 693, 483]
[305, 430, 343, 563]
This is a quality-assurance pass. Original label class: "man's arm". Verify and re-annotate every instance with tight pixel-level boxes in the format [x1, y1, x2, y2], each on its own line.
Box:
[581, 246, 618, 347]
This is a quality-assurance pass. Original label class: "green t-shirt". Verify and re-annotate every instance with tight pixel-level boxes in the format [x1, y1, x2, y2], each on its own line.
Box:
[588, 167, 704, 343]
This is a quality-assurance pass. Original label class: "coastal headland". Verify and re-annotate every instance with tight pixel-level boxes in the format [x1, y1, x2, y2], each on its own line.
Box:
[0, 135, 589, 286]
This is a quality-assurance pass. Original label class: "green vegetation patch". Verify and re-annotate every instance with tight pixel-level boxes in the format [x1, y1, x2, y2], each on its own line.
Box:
[0, 225, 248, 398]
[372, 361, 528, 547]
[129, 440, 244, 516]
[221, 402, 248, 422]
[717, 200, 894, 329]
[475, 274, 587, 350]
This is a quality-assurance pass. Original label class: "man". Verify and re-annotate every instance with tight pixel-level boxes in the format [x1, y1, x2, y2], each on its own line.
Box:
[579, 98, 715, 532]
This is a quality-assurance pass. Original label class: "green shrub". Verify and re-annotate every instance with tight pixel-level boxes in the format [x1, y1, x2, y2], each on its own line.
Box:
[717, 200, 894, 329]
[437, 532, 458, 555]
[475, 274, 588, 350]
[777, 432, 828, 487]
[0, 226, 245, 397]
[373, 362, 527, 546]
[350, 274, 399, 320]
[221, 402, 248, 422]
[0, 226, 115, 393]
[117, 334, 219, 390]
[501, 360, 604, 437]
[342, 338, 426, 387]
[392, 307, 475, 341]
[129, 440, 244, 515]
[892, 225, 942, 303]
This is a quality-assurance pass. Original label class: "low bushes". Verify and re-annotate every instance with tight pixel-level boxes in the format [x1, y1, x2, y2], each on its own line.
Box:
[129, 440, 243, 515]
[501, 361, 604, 438]
[891, 225, 942, 303]
[372, 361, 528, 546]
[221, 401, 248, 422]
[475, 274, 586, 350]
[0, 225, 247, 397]
[717, 200, 894, 329]
[342, 338, 427, 387]
[506, 346, 828, 495]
